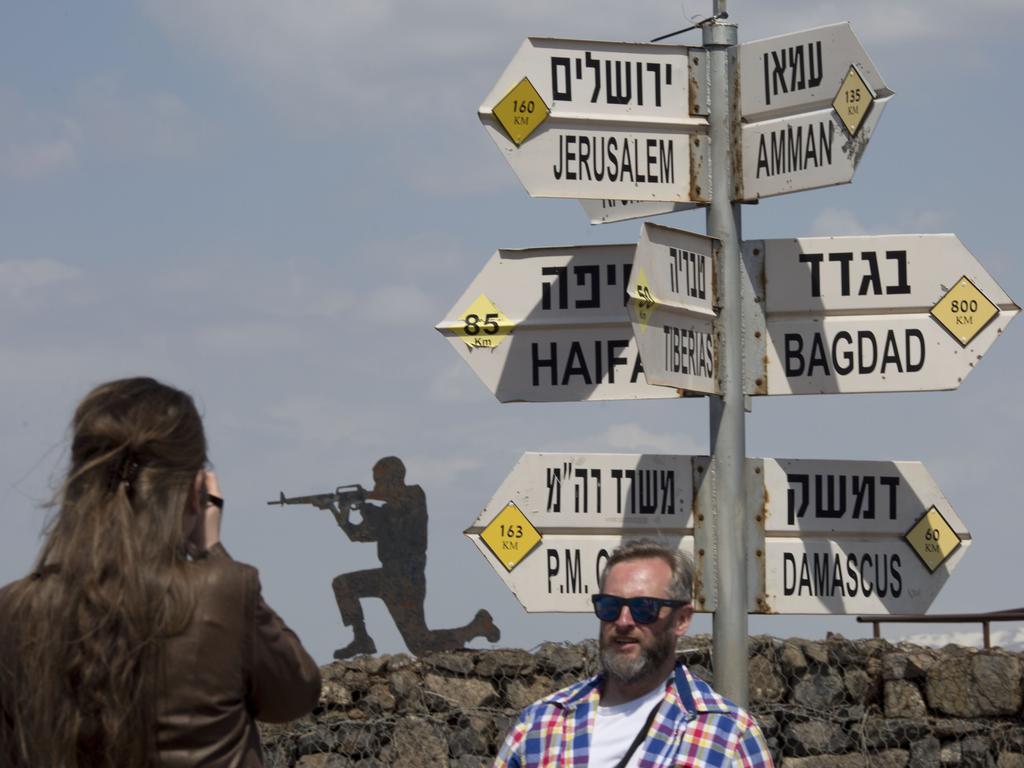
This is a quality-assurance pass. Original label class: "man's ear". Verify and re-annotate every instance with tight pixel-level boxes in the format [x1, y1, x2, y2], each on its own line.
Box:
[674, 604, 694, 639]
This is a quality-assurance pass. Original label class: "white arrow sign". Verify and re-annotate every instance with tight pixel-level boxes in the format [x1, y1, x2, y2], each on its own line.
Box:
[464, 452, 705, 612]
[469, 533, 698, 613]
[436, 244, 681, 402]
[466, 452, 970, 616]
[744, 234, 1019, 395]
[738, 101, 889, 200]
[627, 223, 719, 394]
[739, 22, 890, 123]
[476, 452, 695, 530]
[579, 198, 698, 225]
[480, 38, 710, 202]
[746, 458, 971, 615]
[736, 23, 894, 201]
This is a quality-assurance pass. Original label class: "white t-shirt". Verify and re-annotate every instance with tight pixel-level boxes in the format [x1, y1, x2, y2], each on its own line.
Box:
[588, 683, 665, 768]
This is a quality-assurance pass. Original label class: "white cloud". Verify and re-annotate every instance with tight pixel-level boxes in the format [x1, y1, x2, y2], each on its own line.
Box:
[0, 138, 76, 180]
[903, 626, 1024, 652]
[428, 357, 485, 403]
[584, 422, 703, 454]
[350, 232, 474, 280]
[360, 283, 436, 327]
[730, 1, 1024, 46]
[140, 0, 688, 133]
[898, 209, 947, 233]
[0, 259, 80, 298]
[266, 394, 357, 446]
[808, 208, 868, 237]
[196, 321, 310, 354]
[0, 74, 205, 184]
[140, 0, 1024, 142]
[405, 139, 512, 200]
[73, 75, 208, 158]
[0, 88, 79, 181]
[405, 454, 484, 490]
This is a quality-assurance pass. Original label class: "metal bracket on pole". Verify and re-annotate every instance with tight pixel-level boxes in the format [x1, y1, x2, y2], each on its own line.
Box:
[742, 241, 768, 397]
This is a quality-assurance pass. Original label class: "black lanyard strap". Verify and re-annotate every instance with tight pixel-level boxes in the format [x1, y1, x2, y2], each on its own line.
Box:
[613, 701, 661, 768]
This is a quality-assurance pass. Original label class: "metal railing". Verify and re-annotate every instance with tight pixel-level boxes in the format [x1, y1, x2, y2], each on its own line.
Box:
[856, 607, 1024, 649]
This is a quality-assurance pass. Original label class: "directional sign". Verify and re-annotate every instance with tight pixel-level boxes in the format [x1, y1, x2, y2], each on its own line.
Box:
[470, 533, 698, 612]
[627, 223, 719, 394]
[747, 458, 971, 615]
[743, 234, 1019, 395]
[475, 452, 696, 531]
[467, 452, 970, 616]
[739, 23, 890, 123]
[465, 452, 703, 612]
[436, 244, 682, 402]
[736, 23, 894, 201]
[579, 198, 698, 225]
[479, 38, 710, 202]
[738, 101, 889, 200]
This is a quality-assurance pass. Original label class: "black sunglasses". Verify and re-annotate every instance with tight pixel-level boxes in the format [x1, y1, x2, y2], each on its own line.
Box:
[591, 594, 688, 625]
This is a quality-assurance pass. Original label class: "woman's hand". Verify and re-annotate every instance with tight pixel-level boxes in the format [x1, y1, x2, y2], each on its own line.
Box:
[189, 469, 223, 551]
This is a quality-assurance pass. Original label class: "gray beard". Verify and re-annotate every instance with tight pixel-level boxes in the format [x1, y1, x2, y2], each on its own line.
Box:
[599, 628, 675, 686]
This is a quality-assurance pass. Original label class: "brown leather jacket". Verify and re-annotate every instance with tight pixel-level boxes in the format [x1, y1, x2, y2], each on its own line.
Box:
[0, 544, 321, 767]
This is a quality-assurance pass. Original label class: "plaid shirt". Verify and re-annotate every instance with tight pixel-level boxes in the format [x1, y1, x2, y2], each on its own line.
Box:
[493, 663, 774, 767]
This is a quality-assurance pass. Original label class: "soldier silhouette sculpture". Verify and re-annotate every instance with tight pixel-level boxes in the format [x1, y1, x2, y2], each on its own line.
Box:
[273, 456, 500, 659]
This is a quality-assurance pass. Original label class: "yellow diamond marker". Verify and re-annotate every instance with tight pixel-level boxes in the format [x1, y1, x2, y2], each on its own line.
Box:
[454, 294, 515, 350]
[631, 267, 656, 331]
[480, 501, 542, 572]
[930, 276, 999, 347]
[493, 77, 550, 146]
[905, 506, 961, 573]
[832, 65, 875, 137]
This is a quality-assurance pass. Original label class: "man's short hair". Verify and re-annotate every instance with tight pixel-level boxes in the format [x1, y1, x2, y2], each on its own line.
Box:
[598, 539, 694, 604]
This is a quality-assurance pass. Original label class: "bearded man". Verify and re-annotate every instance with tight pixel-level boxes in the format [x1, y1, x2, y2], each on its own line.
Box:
[493, 539, 774, 767]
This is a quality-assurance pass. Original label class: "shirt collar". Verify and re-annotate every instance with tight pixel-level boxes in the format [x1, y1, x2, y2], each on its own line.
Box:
[542, 662, 740, 716]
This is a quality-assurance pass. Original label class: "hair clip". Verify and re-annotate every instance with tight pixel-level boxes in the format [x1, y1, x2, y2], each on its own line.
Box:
[108, 452, 141, 493]
[120, 458, 140, 485]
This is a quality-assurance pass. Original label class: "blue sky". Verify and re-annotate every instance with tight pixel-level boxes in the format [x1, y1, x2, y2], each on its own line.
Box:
[2, 1, 1023, 662]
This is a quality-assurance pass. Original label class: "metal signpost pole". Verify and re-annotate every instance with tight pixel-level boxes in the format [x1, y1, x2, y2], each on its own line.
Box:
[703, 3, 748, 705]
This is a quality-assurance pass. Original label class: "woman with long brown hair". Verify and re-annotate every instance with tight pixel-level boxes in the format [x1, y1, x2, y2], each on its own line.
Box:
[0, 377, 321, 767]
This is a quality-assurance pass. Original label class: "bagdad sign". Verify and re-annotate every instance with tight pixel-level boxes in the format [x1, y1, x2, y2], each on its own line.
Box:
[464, 452, 706, 612]
[736, 23, 894, 201]
[741, 458, 971, 615]
[436, 244, 682, 402]
[744, 234, 1019, 395]
[479, 38, 711, 202]
[626, 223, 719, 394]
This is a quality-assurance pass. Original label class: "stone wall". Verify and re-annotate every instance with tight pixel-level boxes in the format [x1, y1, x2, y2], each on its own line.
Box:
[259, 634, 1024, 767]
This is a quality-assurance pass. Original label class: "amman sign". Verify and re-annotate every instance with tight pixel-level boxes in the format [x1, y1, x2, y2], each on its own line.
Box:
[739, 22, 890, 123]
[744, 458, 971, 615]
[743, 234, 1019, 395]
[736, 23, 894, 201]
[479, 37, 710, 202]
[436, 244, 682, 402]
